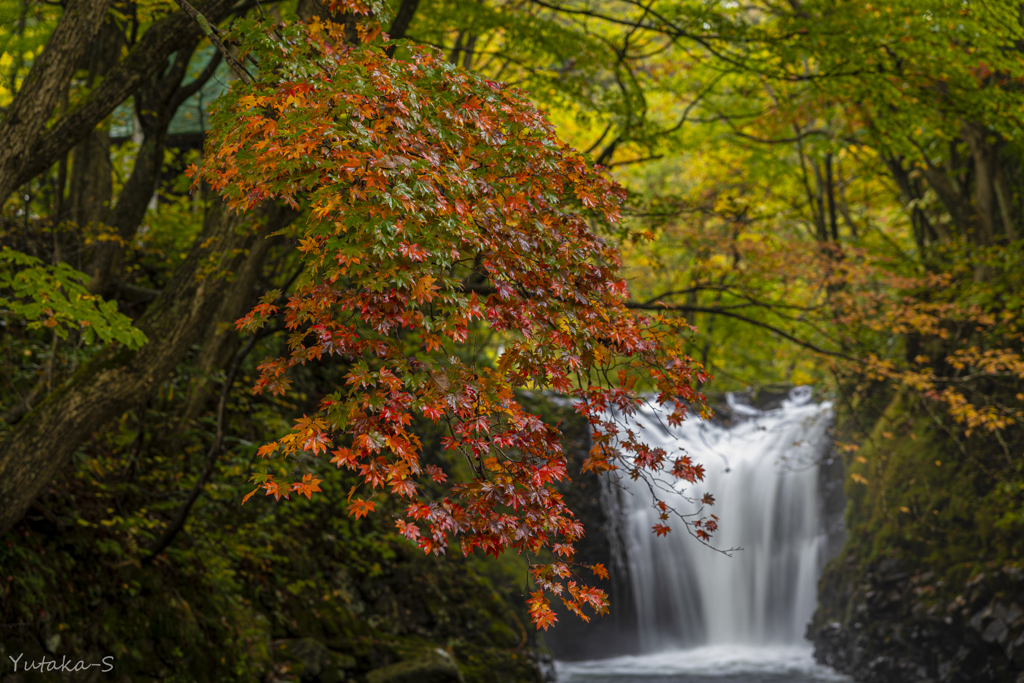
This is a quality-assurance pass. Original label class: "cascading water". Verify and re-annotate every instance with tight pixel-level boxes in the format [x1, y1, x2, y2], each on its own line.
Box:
[611, 386, 835, 651]
[555, 387, 850, 683]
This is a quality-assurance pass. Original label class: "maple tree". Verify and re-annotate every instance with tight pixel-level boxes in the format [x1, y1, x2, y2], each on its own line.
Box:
[183, 3, 715, 628]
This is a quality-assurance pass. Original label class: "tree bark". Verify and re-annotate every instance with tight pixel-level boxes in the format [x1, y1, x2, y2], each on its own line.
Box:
[0, 0, 237, 204]
[181, 223, 281, 422]
[87, 39, 210, 296]
[0, 200, 289, 535]
[67, 21, 124, 240]
[0, 0, 112, 206]
[963, 122, 997, 246]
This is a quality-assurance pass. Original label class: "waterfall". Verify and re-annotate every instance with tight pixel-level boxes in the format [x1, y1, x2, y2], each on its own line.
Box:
[607, 386, 834, 651]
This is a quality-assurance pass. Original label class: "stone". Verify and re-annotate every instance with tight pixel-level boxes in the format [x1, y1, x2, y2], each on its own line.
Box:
[365, 649, 463, 683]
[981, 618, 1008, 645]
[968, 609, 988, 632]
[276, 638, 349, 682]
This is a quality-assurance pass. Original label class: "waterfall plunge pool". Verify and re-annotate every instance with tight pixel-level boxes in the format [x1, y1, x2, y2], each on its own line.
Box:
[553, 388, 850, 682]
[555, 645, 852, 683]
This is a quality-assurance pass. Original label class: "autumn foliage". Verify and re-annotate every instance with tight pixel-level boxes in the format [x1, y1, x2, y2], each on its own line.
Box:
[192, 5, 711, 628]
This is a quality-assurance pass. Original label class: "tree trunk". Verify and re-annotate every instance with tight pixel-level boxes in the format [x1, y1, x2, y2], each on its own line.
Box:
[182, 226, 282, 422]
[66, 19, 123, 240]
[0, 0, 112, 204]
[0, 0, 236, 205]
[0, 200, 289, 535]
[963, 122, 997, 246]
[87, 39, 209, 296]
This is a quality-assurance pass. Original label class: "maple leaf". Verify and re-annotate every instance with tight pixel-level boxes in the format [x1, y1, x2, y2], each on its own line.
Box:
[292, 473, 323, 499]
[410, 274, 439, 304]
[527, 590, 558, 631]
[348, 498, 377, 519]
[394, 518, 421, 541]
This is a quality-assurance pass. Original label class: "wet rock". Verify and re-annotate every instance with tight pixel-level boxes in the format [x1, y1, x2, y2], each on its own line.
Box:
[365, 649, 463, 683]
[982, 619, 1009, 645]
[810, 561, 1023, 683]
[534, 653, 557, 683]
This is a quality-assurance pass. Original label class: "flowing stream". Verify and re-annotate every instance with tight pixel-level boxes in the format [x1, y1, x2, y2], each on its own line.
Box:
[556, 388, 851, 683]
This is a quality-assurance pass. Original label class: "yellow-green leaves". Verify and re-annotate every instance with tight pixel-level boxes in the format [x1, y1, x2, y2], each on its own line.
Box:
[0, 247, 147, 349]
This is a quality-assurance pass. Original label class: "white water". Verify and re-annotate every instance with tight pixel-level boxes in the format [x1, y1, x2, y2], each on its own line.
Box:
[556, 645, 851, 682]
[558, 388, 846, 681]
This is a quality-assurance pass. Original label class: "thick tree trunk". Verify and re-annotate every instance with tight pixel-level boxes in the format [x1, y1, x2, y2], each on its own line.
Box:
[0, 0, 236, 204]
[0, 200, 288, 535]
[66, 19, 124, 237]
[182, 225, 281, 422]
[0, 0, 112, 203]
[964, 124, 997, 245]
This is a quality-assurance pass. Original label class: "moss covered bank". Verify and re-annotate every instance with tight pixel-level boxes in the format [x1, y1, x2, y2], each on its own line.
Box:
[810, 391, 1024, 683]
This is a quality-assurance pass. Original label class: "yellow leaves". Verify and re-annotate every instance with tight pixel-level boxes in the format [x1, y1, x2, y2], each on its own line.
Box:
[850, 472, 869, 485]
[853, 455, 868, 465]
[410, 274, 439, 304]
[297, 237, 320, 255]
[311, 201, 334, 221]
[238, 94, 261, 109]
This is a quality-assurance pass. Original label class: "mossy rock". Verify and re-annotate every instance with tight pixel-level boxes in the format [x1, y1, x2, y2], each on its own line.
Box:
[275, 637, 353, 683]
[454, 647, 544, 683]
[365, 648, 464, 683]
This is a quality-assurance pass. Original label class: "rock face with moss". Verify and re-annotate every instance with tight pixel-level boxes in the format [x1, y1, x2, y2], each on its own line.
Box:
[809, 392, 1024, 683]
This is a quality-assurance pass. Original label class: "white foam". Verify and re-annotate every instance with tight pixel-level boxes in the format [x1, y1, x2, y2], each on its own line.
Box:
[556, 645, 852, 681]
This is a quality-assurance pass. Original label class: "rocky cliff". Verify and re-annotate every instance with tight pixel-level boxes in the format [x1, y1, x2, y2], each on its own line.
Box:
[809, 391, 1024, 683]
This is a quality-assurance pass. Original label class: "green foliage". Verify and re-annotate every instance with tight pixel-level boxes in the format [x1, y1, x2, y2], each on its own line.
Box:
[0, 247, 147, 348]
[834, 389, 1024, 600]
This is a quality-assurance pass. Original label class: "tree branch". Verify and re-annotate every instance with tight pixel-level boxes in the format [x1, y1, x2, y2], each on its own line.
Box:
[173, 0, 255, 85]
[144, 334, 258, 562]
[624, 301, 854, 360]
[1, 0, 238, 201]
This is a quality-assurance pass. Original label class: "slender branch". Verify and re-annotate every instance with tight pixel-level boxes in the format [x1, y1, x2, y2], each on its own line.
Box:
[625, 301, 854, 360]
[173, 0, 255, 85]
[143, 334, 258, 562]
[458, 282, 849, 359]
